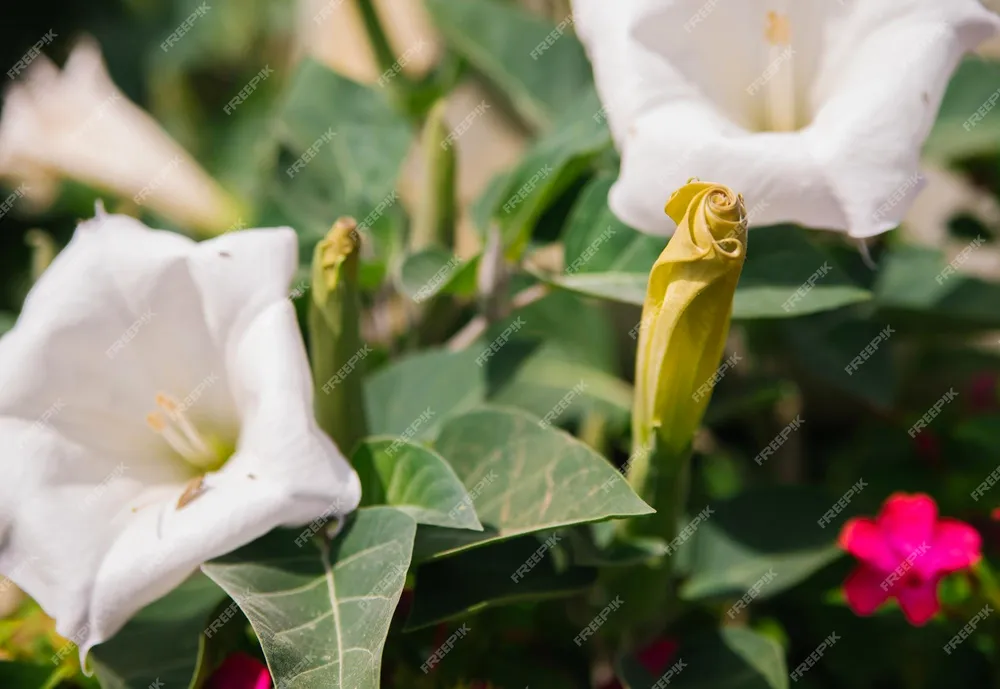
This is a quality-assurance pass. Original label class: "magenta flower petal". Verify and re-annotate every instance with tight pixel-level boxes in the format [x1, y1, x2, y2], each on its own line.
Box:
[207, 653, 272, 689]
[895, 579, 941, 626]
[876, 493, 937, 556]
[839, 518, 898, 572]
[839, 493, 982, 627]
[925, 519, 982, 575]
[843, 565, 891, 616]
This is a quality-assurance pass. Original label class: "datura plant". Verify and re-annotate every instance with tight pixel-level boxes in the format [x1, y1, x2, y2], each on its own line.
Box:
[5, 1, 1000, 688]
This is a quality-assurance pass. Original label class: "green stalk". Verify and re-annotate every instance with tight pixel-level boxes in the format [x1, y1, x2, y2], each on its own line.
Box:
[614, 436, 691, 639]
[623, 436, 691, 545]
[411, 100, 456, 252]
[356, 0, 396, 74]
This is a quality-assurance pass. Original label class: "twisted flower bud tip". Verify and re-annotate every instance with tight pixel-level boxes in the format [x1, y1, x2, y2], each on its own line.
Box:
[320, 217, 359, 267]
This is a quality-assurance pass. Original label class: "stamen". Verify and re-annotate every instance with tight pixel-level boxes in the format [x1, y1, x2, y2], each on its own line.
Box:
[147, 393, 224, 471]
[156, 393, 213, 459]
[155, 393, 176, 411]
[764, 11, 796, 132]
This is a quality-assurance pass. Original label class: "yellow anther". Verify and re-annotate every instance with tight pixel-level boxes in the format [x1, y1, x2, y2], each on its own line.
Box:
[146, 412, 167, 432]
[765, 11, 791, 45]
[155, 393, 178, 412]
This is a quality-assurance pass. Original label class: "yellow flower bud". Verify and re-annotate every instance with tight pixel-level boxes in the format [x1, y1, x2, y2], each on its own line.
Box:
[633, 181, 747, 460]
[619, 184, 746, 623]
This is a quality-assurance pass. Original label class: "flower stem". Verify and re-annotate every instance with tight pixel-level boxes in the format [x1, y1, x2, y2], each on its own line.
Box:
[616, 436, 692, 637]
[356, 0, 396, 76]
[411, 100, 457, 253]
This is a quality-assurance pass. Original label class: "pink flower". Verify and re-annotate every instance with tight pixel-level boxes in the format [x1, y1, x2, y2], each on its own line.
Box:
[206, 653, 272, 689]
[839, 493, 981, 626]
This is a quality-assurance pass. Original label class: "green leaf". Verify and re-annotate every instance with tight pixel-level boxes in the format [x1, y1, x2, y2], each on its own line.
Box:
[406, 535, 597, 629]
[733, 226, 871, 318]
[875, 243, 1000, 328]
[562, 174, 663, 274]
[679, 487, 845, 602]
[264, 59, 412, 255]
[353, 438, 483, 531]
[202, 507, 416, 689]
[89, 573, 227, 689]
[396, 247, 471, 301]
[425, 0, 593, 130]
[471, 170, 514, 235]
[492, 91, 611, 252]
[491, 352, 633, 429]
[618, 628, 788, 689]
[926, 57, 1000, 161]
[364, 347, 487, 440]
[416, 407, 653, 560]
[0, 661, 64, 689]
[781, 310, 896, 409]
[0, 312, 15, 336]
[494, 287, 618, 370]
[542, 226, 871, 318]
[539, 270, 649, 307]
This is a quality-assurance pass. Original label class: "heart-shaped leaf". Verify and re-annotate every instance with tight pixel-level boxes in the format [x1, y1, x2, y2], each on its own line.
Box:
[353, 438, 483, 531]
[202, 507, 416, 689]
[417, 407, 653, 560]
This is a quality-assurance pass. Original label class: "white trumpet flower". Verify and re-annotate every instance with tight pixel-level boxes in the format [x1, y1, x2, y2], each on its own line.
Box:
[0, 212, 361, 659]
[0, 38, 243, 235]
[572, 0, 1000, 237]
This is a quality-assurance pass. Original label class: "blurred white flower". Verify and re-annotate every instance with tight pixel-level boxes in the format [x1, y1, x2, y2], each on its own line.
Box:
[0, 38, 243, 235]
[572, 0, 1000, 238]
[299, 0, 441, 85]
[0, 212, 361, 658]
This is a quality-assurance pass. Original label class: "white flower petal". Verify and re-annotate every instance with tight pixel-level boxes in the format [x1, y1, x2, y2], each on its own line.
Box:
[608, 109, 850, 236]
[0, 215, 223, 467]
[808, 2, 1000, 237]
[572, 0, 1000, 237]
[0, 215, 360, 657]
